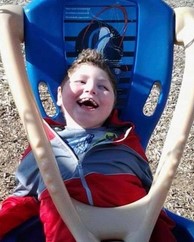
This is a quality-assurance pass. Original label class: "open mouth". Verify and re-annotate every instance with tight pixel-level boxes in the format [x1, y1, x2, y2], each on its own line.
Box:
[77, 97, 99, 109]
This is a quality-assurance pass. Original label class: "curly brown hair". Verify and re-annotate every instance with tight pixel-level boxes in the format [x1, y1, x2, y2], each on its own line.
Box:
[61, 49, 117, 98]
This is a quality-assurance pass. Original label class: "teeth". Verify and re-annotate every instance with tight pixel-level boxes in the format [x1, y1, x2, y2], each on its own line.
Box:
[77, 98, 98, 108]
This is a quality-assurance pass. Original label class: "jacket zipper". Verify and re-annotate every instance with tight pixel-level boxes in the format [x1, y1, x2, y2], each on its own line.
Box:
[54, 133, 94, 205]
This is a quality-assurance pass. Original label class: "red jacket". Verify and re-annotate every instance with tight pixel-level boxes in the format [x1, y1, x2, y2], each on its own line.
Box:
[0, 110, 176, 241]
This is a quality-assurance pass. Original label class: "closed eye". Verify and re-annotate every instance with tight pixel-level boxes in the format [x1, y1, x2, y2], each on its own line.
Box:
[98, 84, 109, 91]
[74, 80, 86, 84]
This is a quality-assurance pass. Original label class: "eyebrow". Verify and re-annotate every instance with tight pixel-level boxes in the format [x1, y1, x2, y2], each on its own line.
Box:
[71, 74, 88, 79]
[72, 74, 110, 82]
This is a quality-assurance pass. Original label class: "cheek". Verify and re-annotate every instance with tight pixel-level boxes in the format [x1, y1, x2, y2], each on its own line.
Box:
[62, 85, 76, 99]
[104, 94, 115, 109]
[61, 87, 80, 109]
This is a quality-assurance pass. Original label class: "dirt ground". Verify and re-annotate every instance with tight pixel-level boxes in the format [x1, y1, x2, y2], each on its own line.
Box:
[0, 0, 194, 224]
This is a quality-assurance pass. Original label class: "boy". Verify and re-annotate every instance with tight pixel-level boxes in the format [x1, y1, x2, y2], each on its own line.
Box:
[0, 49, 176, 242]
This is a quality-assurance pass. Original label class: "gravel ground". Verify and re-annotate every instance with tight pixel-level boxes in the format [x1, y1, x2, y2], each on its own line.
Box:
[0, 0, 194, 223]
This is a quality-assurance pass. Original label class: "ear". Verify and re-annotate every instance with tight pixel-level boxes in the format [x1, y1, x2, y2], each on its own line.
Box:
[57, 86, 62, 106]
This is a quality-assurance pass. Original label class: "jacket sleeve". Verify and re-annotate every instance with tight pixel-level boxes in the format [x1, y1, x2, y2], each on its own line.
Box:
[13, 145, 40, 197]
[0, 145, 40, 238]
[0, 196, 40, 238]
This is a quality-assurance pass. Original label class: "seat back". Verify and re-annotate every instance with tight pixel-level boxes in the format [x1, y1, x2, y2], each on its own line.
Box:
[24, 0, 175, 148]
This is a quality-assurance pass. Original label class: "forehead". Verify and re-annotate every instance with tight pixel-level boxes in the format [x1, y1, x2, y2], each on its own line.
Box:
[69, 63, 110, 80]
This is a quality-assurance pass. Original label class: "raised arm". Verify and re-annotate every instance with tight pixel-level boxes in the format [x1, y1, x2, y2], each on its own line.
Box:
[154, 7, 194, 192]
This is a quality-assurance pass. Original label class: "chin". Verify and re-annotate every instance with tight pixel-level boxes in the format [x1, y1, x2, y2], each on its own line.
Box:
[79, 121, 102, 129]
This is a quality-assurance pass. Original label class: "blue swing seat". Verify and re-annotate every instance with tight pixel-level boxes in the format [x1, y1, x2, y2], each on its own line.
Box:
[23, 0, 174, 149]
[0, 0, 194, 241]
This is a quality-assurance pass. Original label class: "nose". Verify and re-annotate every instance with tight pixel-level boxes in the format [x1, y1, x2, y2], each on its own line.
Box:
[84, 80, 97, 94]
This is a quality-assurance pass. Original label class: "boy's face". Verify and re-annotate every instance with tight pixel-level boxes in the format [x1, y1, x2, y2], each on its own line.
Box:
[57, 63, 115, 128]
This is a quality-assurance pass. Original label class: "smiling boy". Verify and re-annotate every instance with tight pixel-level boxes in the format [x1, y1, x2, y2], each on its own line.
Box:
[57, 52, 116, 129]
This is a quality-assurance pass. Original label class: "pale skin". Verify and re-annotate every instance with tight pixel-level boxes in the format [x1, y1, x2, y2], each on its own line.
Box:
[57, 63, 116, 129]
